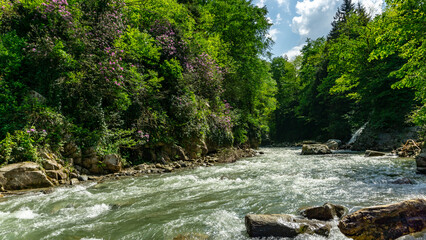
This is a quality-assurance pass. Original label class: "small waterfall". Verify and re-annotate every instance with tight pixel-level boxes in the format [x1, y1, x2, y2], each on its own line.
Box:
[348, 122, 368, 145]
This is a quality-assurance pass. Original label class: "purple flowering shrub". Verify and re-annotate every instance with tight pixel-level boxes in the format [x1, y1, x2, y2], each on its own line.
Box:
[207, 99, 234, 146]
[184, 52, 225, 100]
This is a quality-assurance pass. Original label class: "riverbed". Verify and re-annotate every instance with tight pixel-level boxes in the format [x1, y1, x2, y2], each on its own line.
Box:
[0, 148, 425, 239]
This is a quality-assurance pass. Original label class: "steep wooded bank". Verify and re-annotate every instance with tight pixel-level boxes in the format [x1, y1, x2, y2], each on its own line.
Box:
[0, 0, 424, 176]
[0, 0, 275, 172]
[269, 0, 425, 146]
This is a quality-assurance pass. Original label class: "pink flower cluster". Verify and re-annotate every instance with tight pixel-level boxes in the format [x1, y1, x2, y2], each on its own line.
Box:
[209, 99, 233, 132]
[100, 47, 126, 87]
[40, 0, 72, 23]
[150, 20, 187, 58]
[185, 52, 225, 98]
[137, 130, 150, 142]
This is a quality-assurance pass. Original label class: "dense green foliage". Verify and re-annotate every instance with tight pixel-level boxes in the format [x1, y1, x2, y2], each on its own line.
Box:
[0, 0, 274, 165]
[0, 0, 424, 166]
[270, 0, 424, 143]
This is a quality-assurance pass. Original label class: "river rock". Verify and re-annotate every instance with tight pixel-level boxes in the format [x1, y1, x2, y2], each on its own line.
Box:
[78, 175, 88, 181]
[45, 170, 68, 181]
[103, 154, 122, 173]
[245, 214, 331, 238]
[338, 199, 426, 240]
[390, 177, 414, 184]
[365, 150, 386, 157]
[325, 139, 341, 150]
[301, 144, 332, 155]
[300, 203, 346, 221]
[70, 178, 79, 185]
[416, 151, 426, 174]
[173, 233, 209, 240]
[0, 162, 55, 190]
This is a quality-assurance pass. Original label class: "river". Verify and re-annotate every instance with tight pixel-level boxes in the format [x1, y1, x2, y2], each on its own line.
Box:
[0, 148, 425, 240]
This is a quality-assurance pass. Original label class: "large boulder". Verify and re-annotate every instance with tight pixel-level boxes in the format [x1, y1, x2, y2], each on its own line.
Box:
[351, 126, 420, 151]
[103, 154, 122, 173]
[300, 203, 346, 221]
[301, 144, 332, 155]
[245, 214, 331, 238]
[338, 199, 426, 240]
[0, 162, 55, 190]
[325, 139, 341, 150]
[416, 150, 426, 174]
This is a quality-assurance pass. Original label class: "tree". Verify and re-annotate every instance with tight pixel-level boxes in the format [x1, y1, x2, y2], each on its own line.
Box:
[328, 0, 355, 40]
[369, 0, 426, 132]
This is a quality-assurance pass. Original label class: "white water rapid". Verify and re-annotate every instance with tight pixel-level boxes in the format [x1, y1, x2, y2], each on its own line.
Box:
[0, 148, 424, 239]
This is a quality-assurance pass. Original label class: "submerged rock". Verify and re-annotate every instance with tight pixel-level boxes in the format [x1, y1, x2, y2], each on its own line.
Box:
[364, 150, 387, 157]
[390, 177, 415, 184]
[299, 203, 346, 221]
[338, 199, 426, 240]
[245, 214, 331, 238]
[0, 162, 55, 190]
[301, 144, 332, 155]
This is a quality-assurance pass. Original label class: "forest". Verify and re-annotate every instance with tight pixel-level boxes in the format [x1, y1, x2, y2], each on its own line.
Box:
[0, 0, 424, 167]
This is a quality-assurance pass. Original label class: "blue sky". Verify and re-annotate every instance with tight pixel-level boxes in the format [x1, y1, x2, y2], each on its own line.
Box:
[255, 0, 385, 60]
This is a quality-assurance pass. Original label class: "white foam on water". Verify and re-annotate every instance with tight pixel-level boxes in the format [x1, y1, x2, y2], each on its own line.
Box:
[86, 204, 111, 218]
[13, 207, 39, 219]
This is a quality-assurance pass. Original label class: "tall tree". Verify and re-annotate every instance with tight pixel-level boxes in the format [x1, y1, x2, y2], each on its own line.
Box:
[328, 0, 355, 40]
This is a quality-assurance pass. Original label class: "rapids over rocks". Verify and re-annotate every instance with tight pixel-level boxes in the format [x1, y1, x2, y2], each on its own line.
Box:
[0, 148, 425, 240]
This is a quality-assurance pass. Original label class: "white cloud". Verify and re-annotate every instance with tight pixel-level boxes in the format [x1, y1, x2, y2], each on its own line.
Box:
[291, 0, 384, 39]
[283, 43, 306, 60]
[267, 28, 280, 41]
[256, 0, 267, 7]
[275, 13, 282, 25]
[354, 0, 383, 16]
[291, 0, 340, 38]
[276, 0, 290, 12]
[267, 17, 274, 24]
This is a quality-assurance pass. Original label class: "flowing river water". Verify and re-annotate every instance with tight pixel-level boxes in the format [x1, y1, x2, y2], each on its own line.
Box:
[0, 148, 425, 240]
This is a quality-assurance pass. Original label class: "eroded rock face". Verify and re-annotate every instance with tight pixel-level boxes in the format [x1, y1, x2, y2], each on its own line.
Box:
[245, 214, 331, 238]
[0, 162, 55, 190]
[301, 144, 332, 155]
[300, 203, 346, 221]
[338, 199, 426, 240]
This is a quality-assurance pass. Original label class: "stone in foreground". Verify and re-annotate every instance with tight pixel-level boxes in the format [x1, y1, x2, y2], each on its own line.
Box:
[245, 214, 331, 238]
[0, 162, 55, 190]
[300, 203, 346, 221]
[338, 199, 426, 240]
[301, 144, 332, 155]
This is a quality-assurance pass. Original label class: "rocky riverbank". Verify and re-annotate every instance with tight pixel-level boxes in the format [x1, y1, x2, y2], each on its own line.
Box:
[245, 199, 426, 239]
[0, 147, 257, 195]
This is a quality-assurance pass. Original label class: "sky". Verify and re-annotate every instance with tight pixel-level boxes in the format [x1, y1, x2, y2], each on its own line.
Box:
[255, 0, 385, 60]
